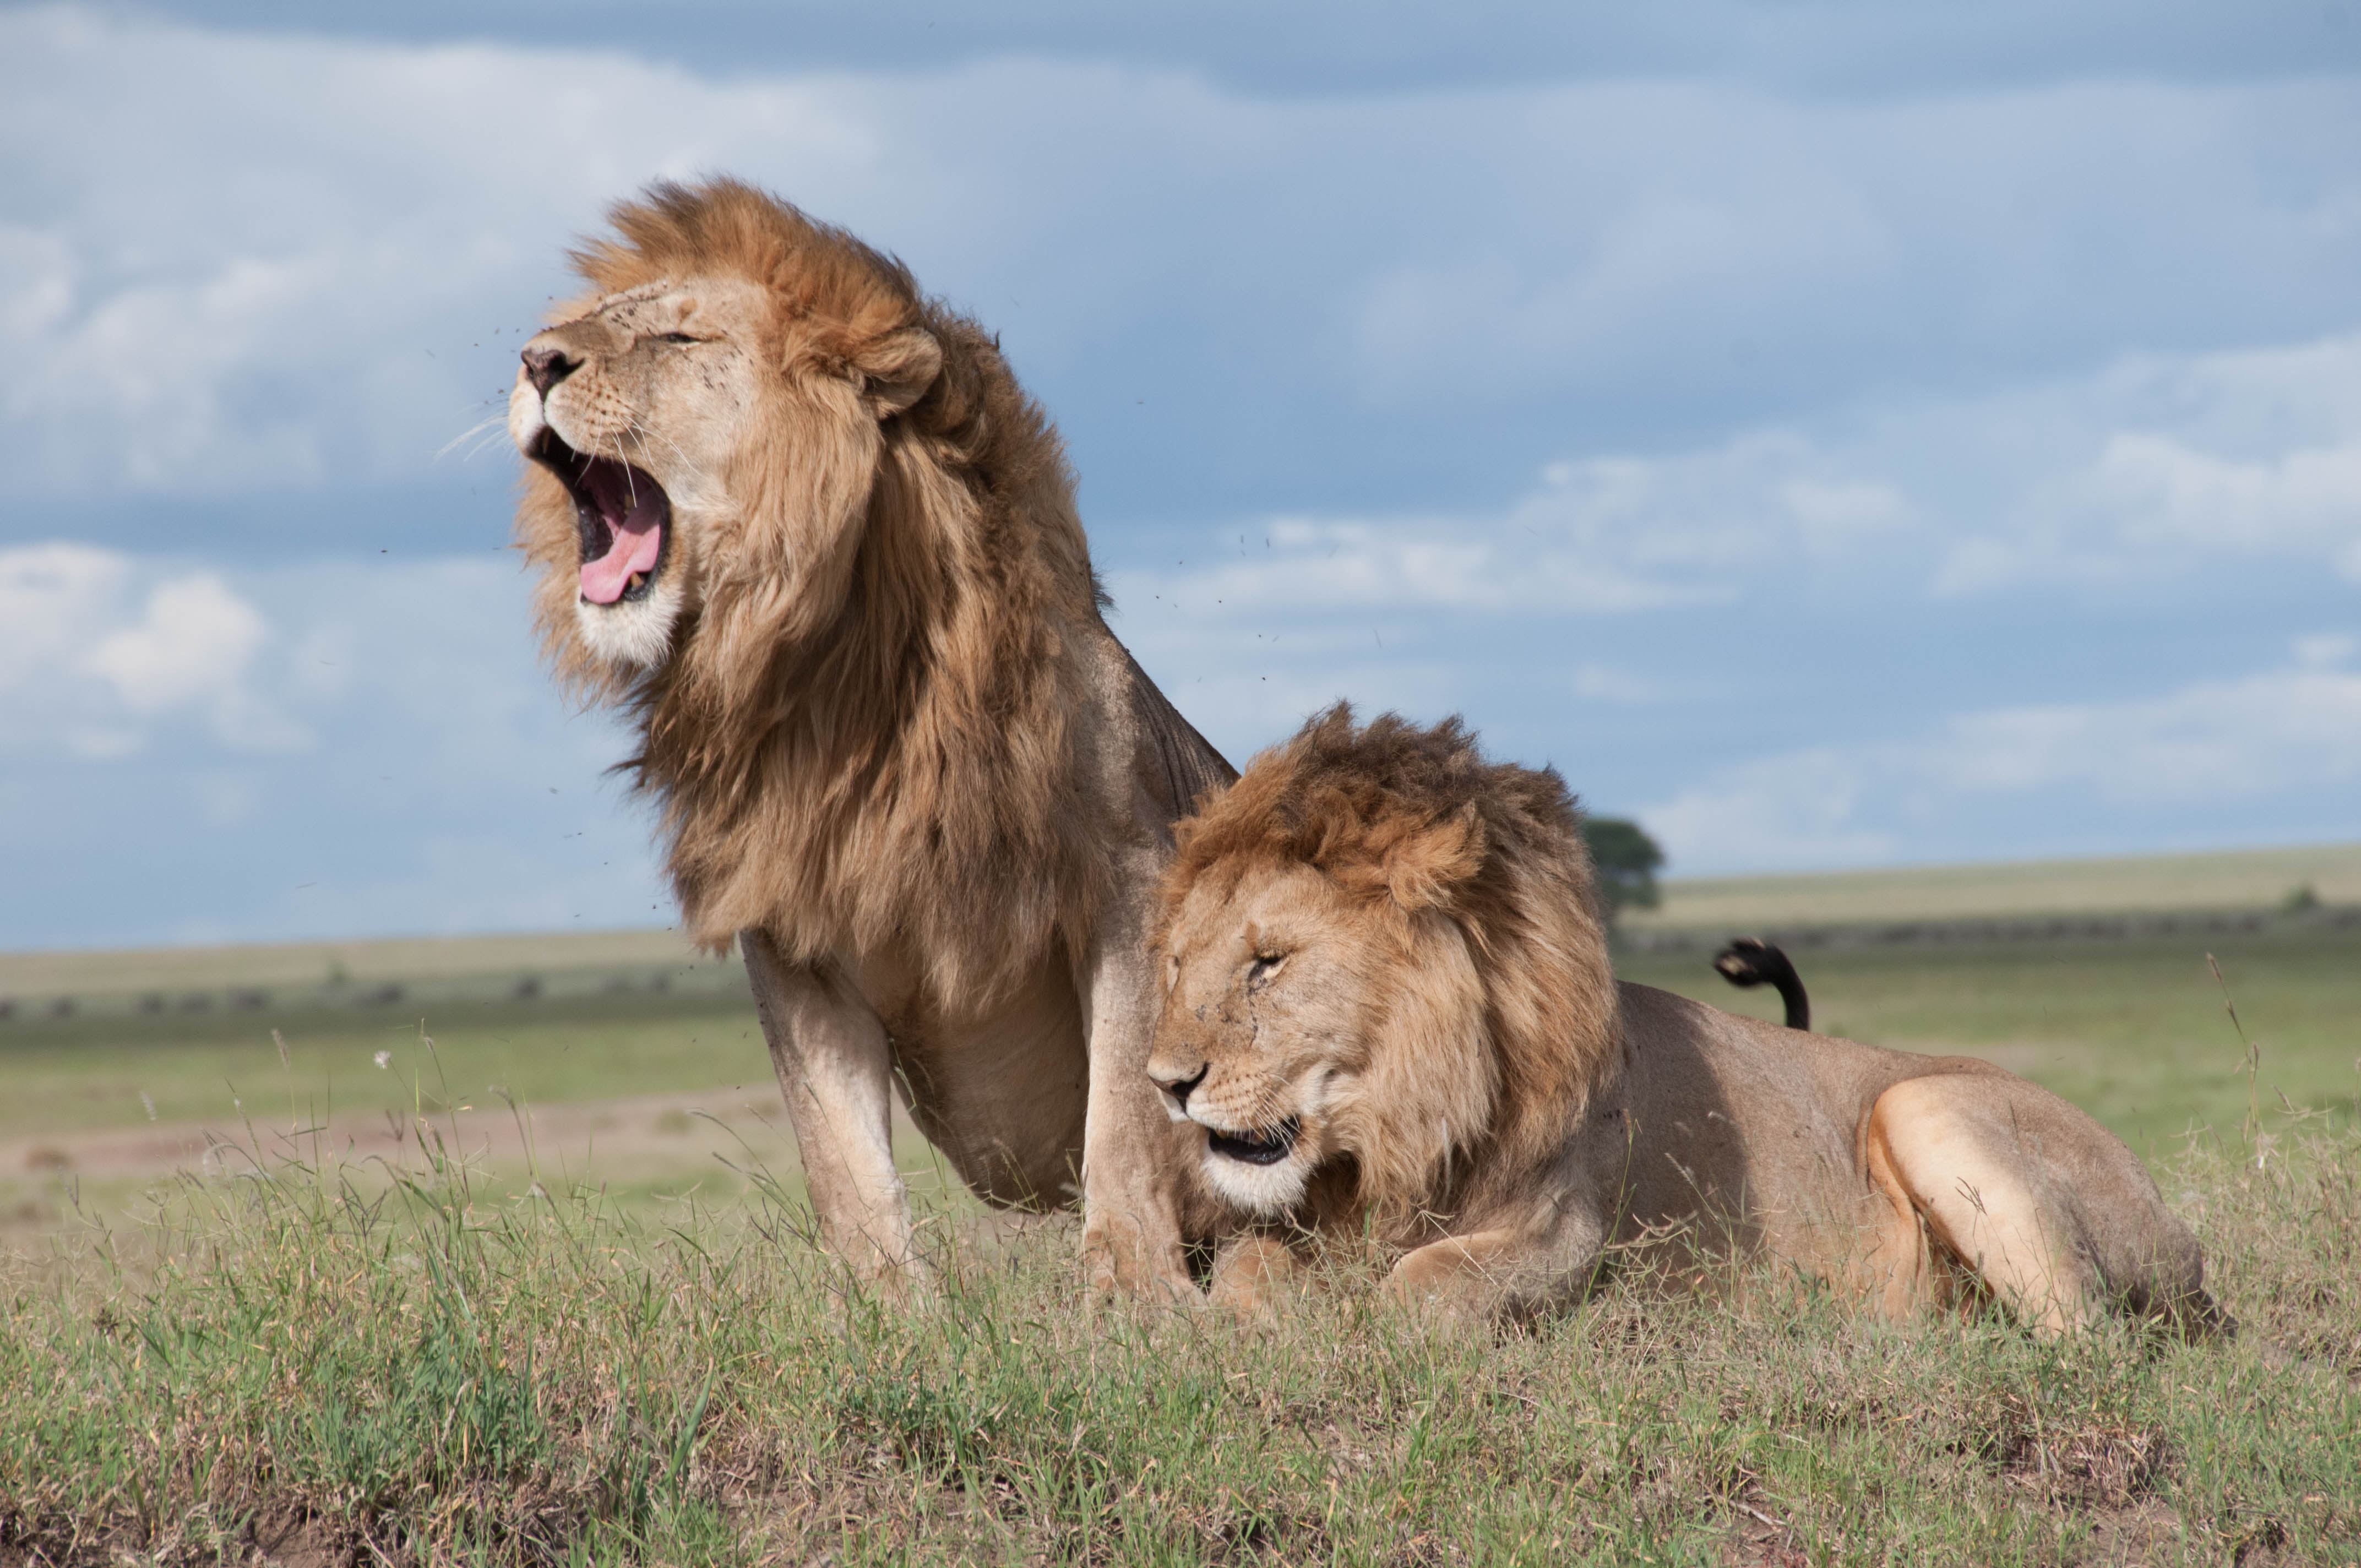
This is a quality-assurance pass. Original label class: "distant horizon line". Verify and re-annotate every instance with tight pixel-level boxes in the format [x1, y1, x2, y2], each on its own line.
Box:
[2, 836, 2356, 966]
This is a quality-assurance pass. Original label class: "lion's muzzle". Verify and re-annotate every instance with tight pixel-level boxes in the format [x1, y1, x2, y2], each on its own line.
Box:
[510, 327, 674, 610]
[1207, 1117, 1301, 1167]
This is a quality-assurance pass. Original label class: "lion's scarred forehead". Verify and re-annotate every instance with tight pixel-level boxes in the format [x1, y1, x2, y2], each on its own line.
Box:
[550, 279, 673, 324]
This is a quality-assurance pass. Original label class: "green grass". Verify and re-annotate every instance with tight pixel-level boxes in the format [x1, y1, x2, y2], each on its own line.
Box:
[0, 990, 767, 1141]
[2, 873, 2359, 1564]
[0, 1124, 2353, 1566]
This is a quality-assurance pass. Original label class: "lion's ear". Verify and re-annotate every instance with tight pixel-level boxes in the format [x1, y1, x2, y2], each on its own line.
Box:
[1384, 804, 1486, 912]
[855, 326, 942, 419]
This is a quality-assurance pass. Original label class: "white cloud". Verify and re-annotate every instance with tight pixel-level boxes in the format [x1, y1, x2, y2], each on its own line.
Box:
[1148, 514, 1733, 617]
[1108, 428, 1941, 629]
[2295, 633, 2357, 669]
[0, 542, 127, 686]
[0, 543, 309, 755]
[2094, 433, 2361, 563]
[1929, 334, 2361, 592]
[1644, 652, 2361, 874]
[1176, 328, 2361, 616]
[0, 545, 298, 756]
[0, 7, 884, 497]
[0, 540, 666, 946]
[3, 8, 2358, 519]
[88, 575, 265, 712]
[1644, 749, 1898, 872]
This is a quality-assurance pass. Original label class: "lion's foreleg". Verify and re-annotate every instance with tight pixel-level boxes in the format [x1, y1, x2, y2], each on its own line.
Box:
[742, 930, 923, 1295]
[1385, 1202, 1609, 1323]
[1074, 883, 1196, 1302]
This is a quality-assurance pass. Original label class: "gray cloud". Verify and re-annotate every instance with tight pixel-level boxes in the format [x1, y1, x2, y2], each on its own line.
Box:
[2, 4, 2356, 941]
[98, 0, 2361, 95]
[8, 8, 2360, 543]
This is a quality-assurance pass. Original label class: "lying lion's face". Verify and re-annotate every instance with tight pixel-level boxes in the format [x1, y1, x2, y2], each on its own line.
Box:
[1149, 862, 1419, 1216]
[509, 277, 769, 669]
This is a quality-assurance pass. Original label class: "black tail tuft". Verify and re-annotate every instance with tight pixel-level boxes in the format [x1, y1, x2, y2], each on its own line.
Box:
[1712, 937, 1810, 1031]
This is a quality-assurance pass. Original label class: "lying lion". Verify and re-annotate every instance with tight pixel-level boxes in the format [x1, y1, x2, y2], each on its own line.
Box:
[508, 179, 1232, 1296]
[1147, 706, 2217, 1332]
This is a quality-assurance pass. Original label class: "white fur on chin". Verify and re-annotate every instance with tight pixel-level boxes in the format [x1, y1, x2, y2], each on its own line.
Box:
[1193, 1063, 1335, 1215]
[1198, 1143, 1313, 1216]
[574, 575, 684, 669]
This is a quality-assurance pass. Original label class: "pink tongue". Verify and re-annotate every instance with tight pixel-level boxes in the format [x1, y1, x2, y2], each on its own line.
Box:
[579, 503, 663, 605]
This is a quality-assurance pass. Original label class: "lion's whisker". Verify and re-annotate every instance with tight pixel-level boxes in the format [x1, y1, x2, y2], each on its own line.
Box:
[628, 420, 708, 490]
[463, 429, 514, 464]
[437, 415, 508, 462]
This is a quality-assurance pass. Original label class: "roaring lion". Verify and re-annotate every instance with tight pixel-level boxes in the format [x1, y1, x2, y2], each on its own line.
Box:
[508, 179, 1231, 1295]
[1147, 707, 2217, 1332]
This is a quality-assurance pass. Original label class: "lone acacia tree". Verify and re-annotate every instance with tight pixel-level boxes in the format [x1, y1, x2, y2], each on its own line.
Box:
[1580, 816, 1665, 922]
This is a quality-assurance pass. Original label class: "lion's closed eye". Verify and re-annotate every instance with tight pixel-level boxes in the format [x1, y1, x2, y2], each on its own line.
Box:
[1247, 952, 1286, 985]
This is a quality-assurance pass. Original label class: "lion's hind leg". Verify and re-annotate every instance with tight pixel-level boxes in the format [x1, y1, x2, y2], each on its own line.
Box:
[1865, 1075, 2107, 1335]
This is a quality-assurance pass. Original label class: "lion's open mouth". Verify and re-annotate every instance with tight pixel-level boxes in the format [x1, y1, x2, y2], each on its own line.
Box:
[530, 429, 671, 606]
[1207, 1117, 1301, 1167]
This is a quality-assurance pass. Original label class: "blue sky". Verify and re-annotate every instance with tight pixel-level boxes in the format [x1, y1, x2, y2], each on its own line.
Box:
[3, 1, 2359, 948]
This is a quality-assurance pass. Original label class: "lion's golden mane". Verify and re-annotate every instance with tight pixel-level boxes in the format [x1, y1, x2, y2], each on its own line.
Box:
[1158, 706, 1623, 1233]
[516, 180, 1109, 1005]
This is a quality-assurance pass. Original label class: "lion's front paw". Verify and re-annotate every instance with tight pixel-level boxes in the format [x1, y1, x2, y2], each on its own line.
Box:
[1081, 1211, 1197, 1304]
[1206, 1234, 1296, 1324]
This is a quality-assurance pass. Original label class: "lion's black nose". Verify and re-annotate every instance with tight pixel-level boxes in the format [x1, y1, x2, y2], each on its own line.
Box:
[521, 343, 580, 396]
[1152, 1061, 1209, 1110]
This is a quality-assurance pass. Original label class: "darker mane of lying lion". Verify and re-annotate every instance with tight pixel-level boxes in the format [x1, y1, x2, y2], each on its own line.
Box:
[516, 179, 1115, 1010]
[1165, 706, 1624, 1222]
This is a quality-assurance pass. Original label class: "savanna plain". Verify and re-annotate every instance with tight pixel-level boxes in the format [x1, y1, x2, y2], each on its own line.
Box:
[1, 846, 2356, 1567]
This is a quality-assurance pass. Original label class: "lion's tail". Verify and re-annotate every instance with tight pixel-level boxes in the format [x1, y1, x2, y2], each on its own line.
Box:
[1712, 937, 1810, 1031]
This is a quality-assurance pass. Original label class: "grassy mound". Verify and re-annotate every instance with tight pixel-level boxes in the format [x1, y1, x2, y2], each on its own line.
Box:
[1, 1117, 2354, 1567]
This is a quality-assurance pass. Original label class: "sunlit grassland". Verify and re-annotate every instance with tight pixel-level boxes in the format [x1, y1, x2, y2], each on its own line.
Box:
[1, 858, 2358, 1564]
[0, 1123, 2353, 1566]
[0, 993, 774, 1140]
[0, 978, 956, 1238]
